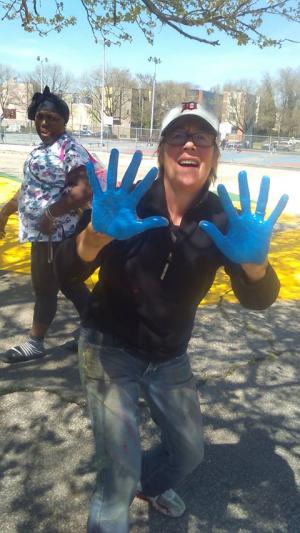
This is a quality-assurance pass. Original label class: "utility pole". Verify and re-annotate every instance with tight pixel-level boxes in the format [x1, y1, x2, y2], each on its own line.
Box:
[148, 56, 161, 143]
[100, 39, 111, 147]
[36, 56, 48, 92]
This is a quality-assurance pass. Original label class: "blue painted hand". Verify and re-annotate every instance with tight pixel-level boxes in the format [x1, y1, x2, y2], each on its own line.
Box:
[199, 170, 289, 265]
[86, 148, 169, 240]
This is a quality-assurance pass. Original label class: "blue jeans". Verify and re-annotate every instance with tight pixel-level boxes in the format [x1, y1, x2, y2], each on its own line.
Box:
[78, 328, 204, 533]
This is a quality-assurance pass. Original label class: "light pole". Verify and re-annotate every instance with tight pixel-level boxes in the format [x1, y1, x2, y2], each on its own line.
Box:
[140, 91, 144, 130]
[100, 39, 111, 147]
[36, 56, 48, 92]
[148, 56, 161, 143]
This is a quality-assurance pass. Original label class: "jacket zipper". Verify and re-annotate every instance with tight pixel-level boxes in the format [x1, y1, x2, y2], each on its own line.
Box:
[160, 251, 173, 280]
[160, 230, 177, 280]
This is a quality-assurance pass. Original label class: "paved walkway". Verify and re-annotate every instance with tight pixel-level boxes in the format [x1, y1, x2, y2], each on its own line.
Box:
[0, 145, 299, 532]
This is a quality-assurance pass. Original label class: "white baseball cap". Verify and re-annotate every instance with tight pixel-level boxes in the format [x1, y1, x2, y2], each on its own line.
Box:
[160, 101, 219, 137]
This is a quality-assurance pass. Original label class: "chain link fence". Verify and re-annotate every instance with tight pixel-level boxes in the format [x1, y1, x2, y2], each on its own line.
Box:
[1, 122, 300, 154]
[221, 134, 300, 153]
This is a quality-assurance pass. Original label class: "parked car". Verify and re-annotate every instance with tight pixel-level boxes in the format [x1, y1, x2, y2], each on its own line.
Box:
[262, 141, 278, 150]
[93, 131, 117, 139]
[226, 141, 243, 150]
[276, 141, 295, 151]
[79, 129, 93, 136]
[289, 137, 300, 145]
[262, 139, 295, 151]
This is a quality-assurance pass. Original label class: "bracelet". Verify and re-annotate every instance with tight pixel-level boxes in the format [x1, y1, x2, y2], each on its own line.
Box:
[45, 206, 57, 223]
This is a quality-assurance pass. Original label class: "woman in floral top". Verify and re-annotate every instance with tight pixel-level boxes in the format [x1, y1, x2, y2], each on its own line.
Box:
[0, 86, 104, 363]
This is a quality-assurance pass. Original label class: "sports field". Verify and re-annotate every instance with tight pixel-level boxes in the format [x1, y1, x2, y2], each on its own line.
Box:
[1, 171, 299, 304]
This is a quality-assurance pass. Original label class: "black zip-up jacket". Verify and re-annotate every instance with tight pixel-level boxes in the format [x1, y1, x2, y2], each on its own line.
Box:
[55, 177, 280, 362]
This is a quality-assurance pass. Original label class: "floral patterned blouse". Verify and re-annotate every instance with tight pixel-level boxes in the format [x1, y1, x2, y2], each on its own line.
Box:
[18, 132, 91, 242]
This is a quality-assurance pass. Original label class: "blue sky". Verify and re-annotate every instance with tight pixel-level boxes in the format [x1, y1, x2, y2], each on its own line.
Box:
[0, 2, 299, 89]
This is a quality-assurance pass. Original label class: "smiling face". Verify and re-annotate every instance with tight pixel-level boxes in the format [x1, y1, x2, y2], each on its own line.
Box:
[159, 117, 219, 195]
[35, 109, 65, 144]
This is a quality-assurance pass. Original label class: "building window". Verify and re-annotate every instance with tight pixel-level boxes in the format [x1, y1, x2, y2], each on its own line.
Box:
[4, 108, 16, 119]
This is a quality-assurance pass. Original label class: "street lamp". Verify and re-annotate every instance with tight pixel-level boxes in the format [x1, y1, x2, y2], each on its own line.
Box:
[100, 39, 111, 147]
[36, 56, 48, 92]
[140, 91, 145, 130]
[148, 56, 161, 143]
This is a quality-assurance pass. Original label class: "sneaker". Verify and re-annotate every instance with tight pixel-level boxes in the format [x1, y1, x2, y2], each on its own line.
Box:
[136, 482, 186, 518]
[65, 328, 80, 351]
[65, 339, 78, 351]
[0, 338, 46, 363]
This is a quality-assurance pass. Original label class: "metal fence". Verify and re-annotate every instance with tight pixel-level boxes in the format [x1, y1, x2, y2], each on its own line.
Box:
[221, 134, 300, 153]
[1, 123, 300, 153]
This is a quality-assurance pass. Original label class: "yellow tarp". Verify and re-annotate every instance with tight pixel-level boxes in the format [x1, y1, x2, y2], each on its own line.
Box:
[1, 175, 299, 303]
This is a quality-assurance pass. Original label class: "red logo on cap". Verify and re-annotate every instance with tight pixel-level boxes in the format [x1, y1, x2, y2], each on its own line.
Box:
[181, 102, 197, 112]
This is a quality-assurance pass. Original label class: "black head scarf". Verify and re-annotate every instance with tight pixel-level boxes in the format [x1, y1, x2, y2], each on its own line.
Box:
[27, 86, 70, 123]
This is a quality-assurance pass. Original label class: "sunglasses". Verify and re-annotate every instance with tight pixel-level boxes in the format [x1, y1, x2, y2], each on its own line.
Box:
[164, 130, 215, 147]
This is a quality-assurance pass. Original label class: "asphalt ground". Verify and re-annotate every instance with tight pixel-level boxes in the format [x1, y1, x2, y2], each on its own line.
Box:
[0, 144, 299, 532]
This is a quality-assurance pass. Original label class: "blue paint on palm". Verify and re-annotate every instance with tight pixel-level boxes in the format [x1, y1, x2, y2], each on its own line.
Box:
[199, 170, 289, 265]
[86, 149, 169, 240]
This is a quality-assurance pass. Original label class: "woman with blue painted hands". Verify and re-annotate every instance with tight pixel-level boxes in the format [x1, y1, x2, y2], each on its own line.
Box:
[55, 102, 288, 532]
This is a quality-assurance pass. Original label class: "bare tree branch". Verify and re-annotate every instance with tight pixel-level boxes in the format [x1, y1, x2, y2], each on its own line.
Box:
[80, 0, 99, 43]
[1, 0, 299, 47]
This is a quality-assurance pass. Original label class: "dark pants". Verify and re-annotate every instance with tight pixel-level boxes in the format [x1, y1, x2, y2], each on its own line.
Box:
[31, 241, 90, 327]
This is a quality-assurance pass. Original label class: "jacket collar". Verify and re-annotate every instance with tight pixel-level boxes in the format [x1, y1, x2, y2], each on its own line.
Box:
[138, 176, 210, 220]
